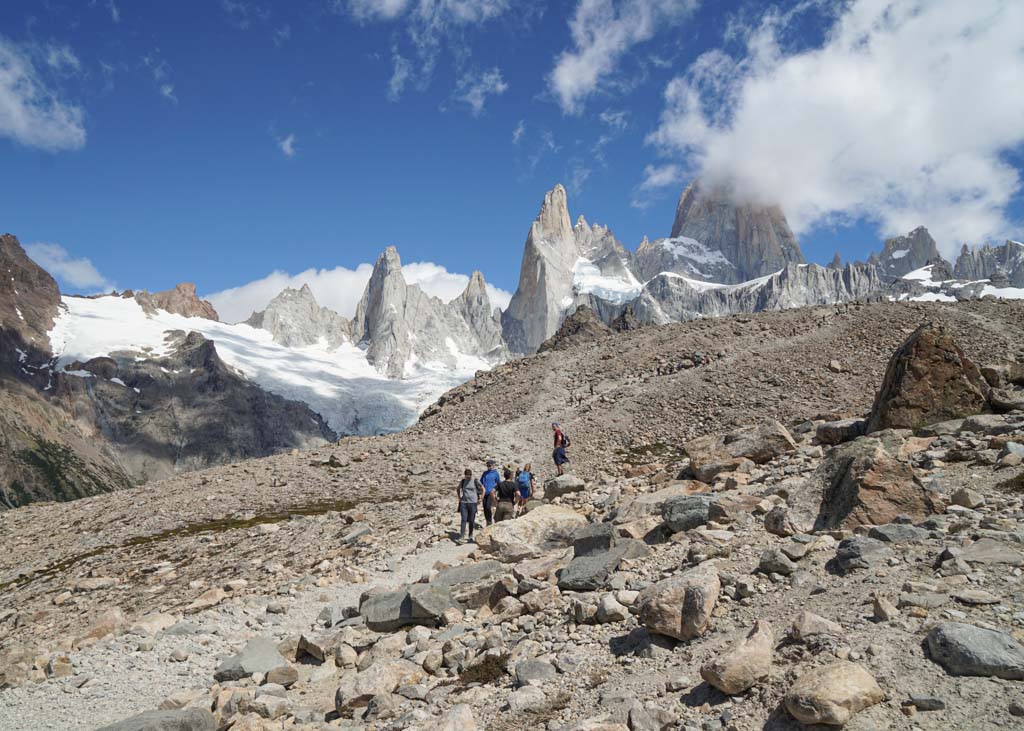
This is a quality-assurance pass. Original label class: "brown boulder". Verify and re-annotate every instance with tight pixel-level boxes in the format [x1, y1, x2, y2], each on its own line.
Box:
[790, 436, 933, 531]
[685, 421, 796, 482]
[866, 323, 988, 433]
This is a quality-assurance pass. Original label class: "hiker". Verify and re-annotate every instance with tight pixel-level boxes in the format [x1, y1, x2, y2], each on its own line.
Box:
[552, 422, 570, 476]
[480, 459, 501, 526]
[515, 463, 534, 514]
[494, 468, 518, 522]
[456, 468, 483, 543]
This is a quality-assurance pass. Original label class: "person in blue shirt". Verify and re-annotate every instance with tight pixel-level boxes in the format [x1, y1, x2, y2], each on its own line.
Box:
[480, 459, 501, 526]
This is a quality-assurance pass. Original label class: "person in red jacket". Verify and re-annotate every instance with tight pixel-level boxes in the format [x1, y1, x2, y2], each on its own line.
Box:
[552, 422, 570, 476]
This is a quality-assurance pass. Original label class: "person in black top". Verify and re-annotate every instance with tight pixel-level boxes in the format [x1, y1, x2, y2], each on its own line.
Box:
[494, 469, 518, 522]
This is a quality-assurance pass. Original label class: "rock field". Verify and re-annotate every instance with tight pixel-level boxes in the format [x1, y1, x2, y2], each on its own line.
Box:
[2, 299, 1024, 730]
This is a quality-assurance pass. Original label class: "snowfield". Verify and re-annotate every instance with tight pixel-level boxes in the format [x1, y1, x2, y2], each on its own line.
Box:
[48, 295, 488, 436]
[572, 257, 642, 304]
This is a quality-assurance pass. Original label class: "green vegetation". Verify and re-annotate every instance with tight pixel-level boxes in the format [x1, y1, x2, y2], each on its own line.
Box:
[459, 653, 509, 685]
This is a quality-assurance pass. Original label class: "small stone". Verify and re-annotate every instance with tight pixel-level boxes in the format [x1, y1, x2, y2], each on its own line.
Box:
[791, 611, 843, 641]
[872, 595, 899, 622]
[700, 620, 773, 695]
[759, 548, 798, 576]
[908, 696, 946, 712]
[783, 661, 883, 726]
[951, 488, 984, 509]
[169, 649, 188, 662]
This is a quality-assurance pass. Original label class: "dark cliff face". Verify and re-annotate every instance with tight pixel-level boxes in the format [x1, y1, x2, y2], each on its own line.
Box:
[667, 180, 806, 284]
[0, 234, 62, 349]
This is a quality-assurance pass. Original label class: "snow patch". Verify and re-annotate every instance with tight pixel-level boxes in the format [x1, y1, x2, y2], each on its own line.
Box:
[571, 258, 642, 305]
[981, 285, 1024, 300]
[910, 292, 957, 303]
[889, 248, 909, 260]
[659, 237, 729, 268]
[47, 295, 487, 436]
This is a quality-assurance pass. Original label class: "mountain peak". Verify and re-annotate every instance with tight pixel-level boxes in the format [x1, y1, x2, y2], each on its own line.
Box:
[667, 178, 804, 283]
[534, 184, 574, 244]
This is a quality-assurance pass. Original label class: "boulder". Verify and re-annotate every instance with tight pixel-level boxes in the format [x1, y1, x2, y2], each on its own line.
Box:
[816, 419, 866, 445]
[638, 562, 719, 641]
[791, 612, 843, 640]
[515, 658, 557, 687]
[764, 506, 802, 537]
[572, 523, 619, 557]
[477, 505, 587, 562]
[359, 584, 458, 632]
[801, 437, 932, 530]
[543, 475, 586, 500]
[832, 536, 893, 573]
[213, 638, 288, 682]
[335, 658, 425, 711]
[926, 622, 1024, 679]
[960, 538, 1024, 566]
[661, 495, 712, 533]
[97, 709, 216, 731]
[613, 483, 707, 524]
[685, 421, 796, 482]
[700, 620, 773, 694]
[868, 523, 930, 543]
[432, 561, 507, 609]
[784, 661, 883, 726]
[759, 548, 798, 576]
[866, 324, 989, 433]
[595, 594, 630, 623]
[558, 545, 628, 592]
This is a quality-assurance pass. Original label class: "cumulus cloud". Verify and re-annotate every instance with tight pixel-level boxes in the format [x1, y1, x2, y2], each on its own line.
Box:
[649, 0, 1024, 255]
[206, 259, 512, 324]
[278, 133, 296, 157]
[549, 0, 699, 114]
[638, 162, 682, 191]
[0, 38, 86, 151]
[454, 67, 507, 115]
[25, 243, 113, 292]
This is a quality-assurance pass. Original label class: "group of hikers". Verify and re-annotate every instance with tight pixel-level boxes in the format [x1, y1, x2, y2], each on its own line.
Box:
[455, 422, 572, 544]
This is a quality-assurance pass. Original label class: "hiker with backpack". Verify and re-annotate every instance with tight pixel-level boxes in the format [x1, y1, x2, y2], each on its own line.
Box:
[552, 422, 571, 476]
[480, 459, 501, 526]
[456, 468, 483, 543]
[515, 463, 534, 515]
[494, 468, 518, 522]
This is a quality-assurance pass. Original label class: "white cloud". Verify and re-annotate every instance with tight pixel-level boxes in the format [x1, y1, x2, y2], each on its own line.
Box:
[568, 164, 591, 195]
[273, 24, 291, 46]
[599, 108, 628, 132]
[387, 52, 411, 101]
[0, 38, 86, 151]
[159, 83, 177, 104]
[344, 0, 513, 93]
[45, 45, 80, 73]
[108, 1, 121, 23]
[205, 259, 513, 323]
[454, 67, 507, 115]
[278, 133, 296, 157]
[25, 243, 113, 292]
[512, 119, 525, 144]
[649, 0, 1024, 256]
[549, 0, 699, 114]
[638, 162, 682, 191]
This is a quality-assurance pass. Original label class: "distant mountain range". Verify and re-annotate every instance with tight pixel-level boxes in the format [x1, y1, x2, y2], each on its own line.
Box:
[1, 180, 1022, 507]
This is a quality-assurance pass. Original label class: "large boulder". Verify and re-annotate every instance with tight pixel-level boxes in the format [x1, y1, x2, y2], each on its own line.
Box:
[866, 324, 989, 433]
[477, 505, 587, 562]
[613, 483, 707, 524]
[97, 709, 215, 731]
[359, 584, 459, 632]
[558, 541, 646, 592]
[685, 421, 796, 482]
[791, 436, 932, 531]
[431, 561, 508, 609]
[700, 620, 773, 694]
[926, 622, 1024, 679]
[784, 661, 883, 726]
[213, 638, 288, 682]
[638, 562, 720, 641]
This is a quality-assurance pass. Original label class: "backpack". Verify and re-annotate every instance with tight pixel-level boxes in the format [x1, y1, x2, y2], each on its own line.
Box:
[517, 471, 531, 488]
[561, 431, 572, 448]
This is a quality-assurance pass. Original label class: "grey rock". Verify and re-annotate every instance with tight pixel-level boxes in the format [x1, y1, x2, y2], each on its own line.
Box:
[927, 622, 1024, 679]
[359, 584, 458, 632]
[572, 522, 619, 557]
[816, 419, 866, 446]
[759, 548, 798, 576]
[515, 659, 557, 687]
[833, 536, 893, 573]
[558, 544, 630, 592]
[97, 709, 216, 731]
[543, 474, 587, 500]
[662, 495, 712, 533]
[868, 523, 930, 543]
[961, 538, 1024, 566]
[213, 637, 287, 682]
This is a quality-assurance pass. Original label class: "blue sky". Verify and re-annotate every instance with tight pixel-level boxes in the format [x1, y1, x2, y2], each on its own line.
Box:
[2, 0, 1022, 322]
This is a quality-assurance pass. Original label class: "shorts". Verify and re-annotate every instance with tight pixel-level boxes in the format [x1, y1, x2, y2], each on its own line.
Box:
[553, 446, 569, 466]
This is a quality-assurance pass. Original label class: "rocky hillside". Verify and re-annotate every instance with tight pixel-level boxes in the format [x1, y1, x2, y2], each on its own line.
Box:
[1, 299, 1022, 730]
[0, 235, 337, 509]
